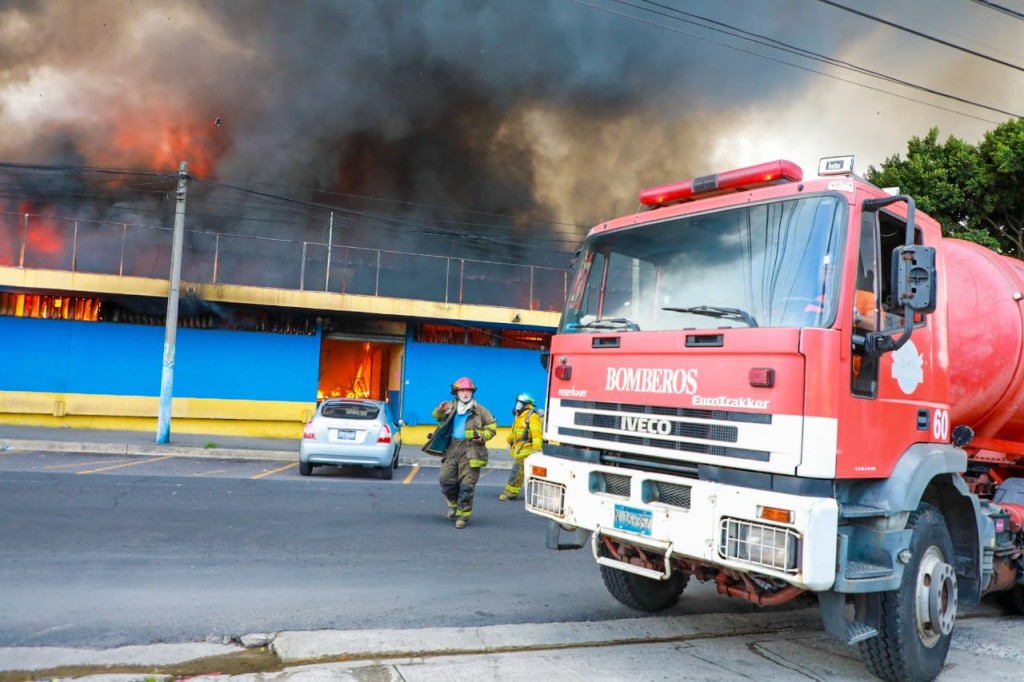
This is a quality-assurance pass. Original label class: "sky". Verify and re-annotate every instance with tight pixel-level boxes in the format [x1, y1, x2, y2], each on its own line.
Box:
[0, 0, 1021, 266]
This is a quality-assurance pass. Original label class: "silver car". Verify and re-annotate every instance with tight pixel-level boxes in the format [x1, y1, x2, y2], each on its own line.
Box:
[299, 399, 403, 480]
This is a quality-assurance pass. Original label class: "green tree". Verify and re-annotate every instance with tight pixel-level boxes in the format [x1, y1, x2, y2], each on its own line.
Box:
[865, 128, 997, 247]
[864, 122, 1024, 256]
[975, 118, 1024, 258]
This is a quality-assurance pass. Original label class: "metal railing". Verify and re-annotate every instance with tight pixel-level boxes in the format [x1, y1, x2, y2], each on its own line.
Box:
[0, 212, 569, 312]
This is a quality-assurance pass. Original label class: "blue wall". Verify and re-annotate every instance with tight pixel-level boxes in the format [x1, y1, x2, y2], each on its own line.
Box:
[402, 336, 548, 427]
[0, 317, 320, 401]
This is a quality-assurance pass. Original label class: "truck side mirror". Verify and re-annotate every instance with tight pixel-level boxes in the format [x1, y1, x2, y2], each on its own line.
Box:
[540, 346, 551, 370]
[891, 245, 937, 313]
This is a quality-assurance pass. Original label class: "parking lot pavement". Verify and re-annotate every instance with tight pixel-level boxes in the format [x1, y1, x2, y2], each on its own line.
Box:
[0, 425, 513, 468]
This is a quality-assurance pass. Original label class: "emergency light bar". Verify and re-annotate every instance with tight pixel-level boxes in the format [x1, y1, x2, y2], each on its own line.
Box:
[639, 159, 803, 207]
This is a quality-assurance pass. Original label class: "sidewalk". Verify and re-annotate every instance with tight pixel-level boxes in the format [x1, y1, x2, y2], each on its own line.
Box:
[0, 424, 513, 469]
[3, 605, 1023, 681]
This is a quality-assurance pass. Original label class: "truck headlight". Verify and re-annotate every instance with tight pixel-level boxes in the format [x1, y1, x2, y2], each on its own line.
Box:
[719, 518, 800, 573]
[526, 478, 566, 517]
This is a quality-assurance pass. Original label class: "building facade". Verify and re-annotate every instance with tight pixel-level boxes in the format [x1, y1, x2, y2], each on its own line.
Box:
[0, 211, 565, 442]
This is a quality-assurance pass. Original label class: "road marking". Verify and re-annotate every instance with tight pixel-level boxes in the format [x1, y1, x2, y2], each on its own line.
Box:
[77, 456, 173, 474]
[192, 469, 229, 477]
[403, 463, 421, 484]
[251, 462, 297, 479]
[45, 459, 119, 470]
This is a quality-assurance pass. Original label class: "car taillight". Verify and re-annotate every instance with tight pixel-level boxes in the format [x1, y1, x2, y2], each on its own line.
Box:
[377, 424, 392, 443]
[302, 422, 315, 440]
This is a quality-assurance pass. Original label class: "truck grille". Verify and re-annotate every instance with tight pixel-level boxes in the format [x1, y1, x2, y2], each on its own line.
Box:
[561, 400, 772, 424]
[597, 472, 631, 497]
[558, 399, 771, 467]
[649, 481, 692, 509]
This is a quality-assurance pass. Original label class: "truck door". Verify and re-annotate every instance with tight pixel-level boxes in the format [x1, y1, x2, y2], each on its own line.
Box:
[840, 207, 936, 477]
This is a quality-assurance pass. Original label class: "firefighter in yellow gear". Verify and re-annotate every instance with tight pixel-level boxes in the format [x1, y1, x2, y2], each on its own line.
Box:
[425, 376, 497, 529]
[500, 392, 543, 501]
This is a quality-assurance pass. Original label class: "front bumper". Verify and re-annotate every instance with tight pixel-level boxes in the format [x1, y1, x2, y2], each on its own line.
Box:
[524, 452, 839, 591]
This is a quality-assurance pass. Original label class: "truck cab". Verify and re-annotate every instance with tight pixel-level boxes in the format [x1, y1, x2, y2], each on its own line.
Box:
[525, 157, 1024, 682]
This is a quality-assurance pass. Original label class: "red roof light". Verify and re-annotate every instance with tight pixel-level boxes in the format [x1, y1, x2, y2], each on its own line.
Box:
[639, 160, 803, 207]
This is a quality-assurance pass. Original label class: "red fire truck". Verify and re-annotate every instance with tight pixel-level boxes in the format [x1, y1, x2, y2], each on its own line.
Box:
[524, 156, 1024, 681]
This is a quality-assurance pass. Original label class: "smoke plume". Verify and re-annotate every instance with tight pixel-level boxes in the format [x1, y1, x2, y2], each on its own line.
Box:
[0, 0, 1018, 268]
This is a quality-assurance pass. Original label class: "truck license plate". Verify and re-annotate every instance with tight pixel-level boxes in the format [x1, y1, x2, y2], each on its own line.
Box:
[614, 504, 653, 536]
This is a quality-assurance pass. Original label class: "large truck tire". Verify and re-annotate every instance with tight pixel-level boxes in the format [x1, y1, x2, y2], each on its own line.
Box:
[858, 503, 956, 682]
[597, 544, 687, 612]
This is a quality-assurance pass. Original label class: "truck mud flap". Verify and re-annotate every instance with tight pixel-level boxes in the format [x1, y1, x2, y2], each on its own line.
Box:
[591, 525, 675, 581]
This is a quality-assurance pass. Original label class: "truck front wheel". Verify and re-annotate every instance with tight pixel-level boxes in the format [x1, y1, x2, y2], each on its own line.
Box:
[858, 502, 957, 682]
[597, 544, 687, 612]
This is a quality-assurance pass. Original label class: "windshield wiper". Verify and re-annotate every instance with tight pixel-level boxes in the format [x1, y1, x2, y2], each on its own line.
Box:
[662, 306, 759, 328]
[573, 317, 641, 331]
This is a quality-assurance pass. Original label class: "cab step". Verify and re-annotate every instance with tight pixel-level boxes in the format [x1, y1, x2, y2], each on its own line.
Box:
[845, 560, 893, 580]
[839, 503, 888, 519]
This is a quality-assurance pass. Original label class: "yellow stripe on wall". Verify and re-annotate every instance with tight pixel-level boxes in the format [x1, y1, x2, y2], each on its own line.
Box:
[0, 391, 513, 445]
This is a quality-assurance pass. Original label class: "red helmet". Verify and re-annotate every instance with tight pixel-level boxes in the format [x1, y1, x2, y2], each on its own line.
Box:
[451, 376, 477, 394]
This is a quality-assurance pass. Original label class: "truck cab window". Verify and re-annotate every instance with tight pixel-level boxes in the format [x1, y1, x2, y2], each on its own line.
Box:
[559, 195, 846, 333]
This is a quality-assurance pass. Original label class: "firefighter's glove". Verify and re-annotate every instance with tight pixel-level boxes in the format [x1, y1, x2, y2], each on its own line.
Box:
[469, 458, 487, 469]
[436, 401, 451, 414]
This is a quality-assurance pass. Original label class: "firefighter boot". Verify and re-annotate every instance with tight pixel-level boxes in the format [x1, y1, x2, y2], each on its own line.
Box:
[455, 518, 467, 529]
[446, 503, 457, 521]
[499, 493, 515, 501]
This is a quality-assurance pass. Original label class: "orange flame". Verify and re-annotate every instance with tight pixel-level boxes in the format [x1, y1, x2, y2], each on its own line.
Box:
[96, 109, 226, 177]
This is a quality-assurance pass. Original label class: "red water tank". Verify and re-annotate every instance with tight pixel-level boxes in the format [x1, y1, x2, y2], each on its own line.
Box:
[943, 239, 1024, 443]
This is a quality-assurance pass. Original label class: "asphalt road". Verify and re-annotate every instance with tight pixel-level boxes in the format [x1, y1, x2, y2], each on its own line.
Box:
[0, 448, 797, 650]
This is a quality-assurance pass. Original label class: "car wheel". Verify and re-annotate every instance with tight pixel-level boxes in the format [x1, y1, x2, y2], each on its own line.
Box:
[380, 462, 394, 480]
[392, 447, 400, 469]
[298, 461, 313, 476]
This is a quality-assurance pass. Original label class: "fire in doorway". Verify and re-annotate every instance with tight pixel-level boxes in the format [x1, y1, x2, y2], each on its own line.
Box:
[317, 339, 397, 403]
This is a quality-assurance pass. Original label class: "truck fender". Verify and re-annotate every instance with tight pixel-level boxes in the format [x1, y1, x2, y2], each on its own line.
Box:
[835, 443, 985, 604]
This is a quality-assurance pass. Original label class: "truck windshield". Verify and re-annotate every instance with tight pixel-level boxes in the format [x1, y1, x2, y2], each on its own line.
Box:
[561, 195, 845, 332]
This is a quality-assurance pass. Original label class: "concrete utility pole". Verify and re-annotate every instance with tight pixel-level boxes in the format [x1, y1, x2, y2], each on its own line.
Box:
[325, 211, 334, 291]
[156, 162, 189, 444]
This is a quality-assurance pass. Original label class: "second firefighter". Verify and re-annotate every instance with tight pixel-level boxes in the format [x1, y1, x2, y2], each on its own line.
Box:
[501, 392, 543, 501]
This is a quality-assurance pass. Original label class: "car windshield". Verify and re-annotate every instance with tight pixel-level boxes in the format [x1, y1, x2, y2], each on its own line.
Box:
[561, 194, 845, 332]
[321, 402, 380, 419]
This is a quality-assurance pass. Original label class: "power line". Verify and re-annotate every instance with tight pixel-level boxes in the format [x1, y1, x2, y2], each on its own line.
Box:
[969, 0, 1024, 20]
[811, 0, 1024, 72]
[579, 0, 1016, 122]
[0, 162, 581, 268]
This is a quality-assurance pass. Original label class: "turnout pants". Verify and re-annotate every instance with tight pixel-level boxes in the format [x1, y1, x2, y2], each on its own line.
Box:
[440, 439, 481, 518]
